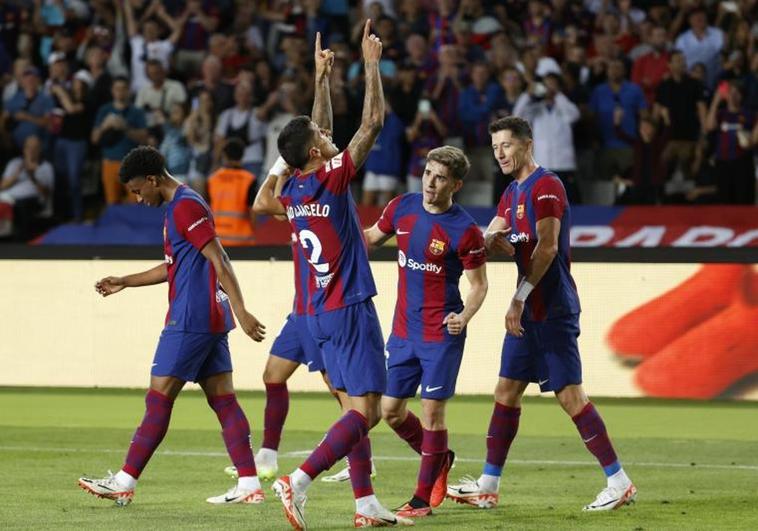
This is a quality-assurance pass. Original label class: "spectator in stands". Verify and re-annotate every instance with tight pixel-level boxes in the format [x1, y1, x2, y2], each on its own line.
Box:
[123, 0, 182, 93]
[3, 67, 54, 151]
[590, 58, 647, 183]
[83, 46, 114, 118]
[492, 67, 525, 118]
[135, 59, 187, 143]
[613, 112, 669, 205]
[655, 50, 708, 182]
[2, 58, 30, 104]
[0, 135, 54, 239]
[514, 72, 581, 203]
[674, 7, 723, 88]
[173, 0, 220, 77]
[459, 61, 500, 181]
[51, 70, 93, 222]
[214, 80, 267, 180]
[207, 138, 256, 246]
[390, 61, 423, 125]
[405, 104, 446, 193]
[424, 44, 464, 139]
[705, 81, 758, 204]
[261, 81, 300, 181]
[631, 25, 670, 105]
[184, 88, 216, 193]
[190, 55, 233, 113]
[362, 101, 406, 206]
[159, 102, 192, 185]
[91, 76, 148, 205]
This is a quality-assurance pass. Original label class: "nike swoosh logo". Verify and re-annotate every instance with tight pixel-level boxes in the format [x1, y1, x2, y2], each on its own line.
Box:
[152, 363, 158, 367]
[306, 361, 313, 367]
[538, 379, 549, 386]
[582, 434, 598, 443]
[425, 385, 443, 392]
[396, 230, 410, 235]
[224, 495, 241, 502]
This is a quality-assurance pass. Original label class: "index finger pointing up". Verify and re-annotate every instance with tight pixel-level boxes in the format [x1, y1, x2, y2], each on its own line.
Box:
[315, 31, 321, 52]
[363, 19, 372, 40]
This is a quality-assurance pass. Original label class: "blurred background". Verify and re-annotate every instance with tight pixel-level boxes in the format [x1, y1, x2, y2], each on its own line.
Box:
[0, 0, 756, 401]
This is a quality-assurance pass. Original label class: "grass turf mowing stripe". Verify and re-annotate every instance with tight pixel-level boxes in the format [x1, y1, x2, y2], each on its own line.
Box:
[2, 445, 756, 471]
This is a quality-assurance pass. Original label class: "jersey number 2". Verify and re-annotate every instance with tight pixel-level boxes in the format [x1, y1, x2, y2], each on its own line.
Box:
[299, 230, 330, 274]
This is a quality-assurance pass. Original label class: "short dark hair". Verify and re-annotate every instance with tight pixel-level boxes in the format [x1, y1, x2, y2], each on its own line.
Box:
[426, 145, 470, 180]
[145, 58, 163, 69]
[488, 116, 533, 140]
[112, 75, 129, 86]
[277, 115, 315, 169]
[119, 146, 167, 183]
[223, 138, 245, 162]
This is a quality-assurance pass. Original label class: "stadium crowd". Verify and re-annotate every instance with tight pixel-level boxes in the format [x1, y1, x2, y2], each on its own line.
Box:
[1, 0, 757, 240]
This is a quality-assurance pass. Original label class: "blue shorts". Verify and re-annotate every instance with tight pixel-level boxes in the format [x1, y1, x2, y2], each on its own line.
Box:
[499, 314, 582, 393]
[385, 335, 465, 400]
[270, 313, 325, 372]
[307, 300, 386, 396]
[152, 330, 232, 383]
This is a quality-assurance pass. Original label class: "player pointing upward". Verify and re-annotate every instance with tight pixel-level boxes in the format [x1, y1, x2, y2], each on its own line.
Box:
[447, 116, 637, 512]
[262, 21, 411, 529]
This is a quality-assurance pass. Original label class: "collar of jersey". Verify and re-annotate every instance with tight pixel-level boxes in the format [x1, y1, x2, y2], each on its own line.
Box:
[517, 166, 545, 190]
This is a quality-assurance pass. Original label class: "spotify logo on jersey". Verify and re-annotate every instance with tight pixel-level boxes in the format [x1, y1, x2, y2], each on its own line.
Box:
[398, 250, 407, 267]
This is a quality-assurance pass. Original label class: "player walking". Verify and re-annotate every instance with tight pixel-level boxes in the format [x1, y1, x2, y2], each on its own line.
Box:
[263, 21, 410, 529]
[364, 146, 488, 518]
[78, 146, 267, 506]
[447, 116, 637, 511]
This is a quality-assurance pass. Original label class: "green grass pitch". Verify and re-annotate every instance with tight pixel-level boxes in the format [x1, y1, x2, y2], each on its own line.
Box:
[1, 387, 757, 530]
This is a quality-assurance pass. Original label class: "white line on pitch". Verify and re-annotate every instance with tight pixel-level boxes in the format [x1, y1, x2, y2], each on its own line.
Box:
[1, 445, 756, 471]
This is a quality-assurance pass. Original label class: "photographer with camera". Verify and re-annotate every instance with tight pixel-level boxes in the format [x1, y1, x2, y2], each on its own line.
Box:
[513, 72, 581, 203]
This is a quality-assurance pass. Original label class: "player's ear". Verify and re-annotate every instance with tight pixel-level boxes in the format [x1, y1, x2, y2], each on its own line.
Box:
[453, 179, 464, 194]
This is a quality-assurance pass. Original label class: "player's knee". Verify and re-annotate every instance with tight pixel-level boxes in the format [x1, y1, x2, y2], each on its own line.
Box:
[556, 385, 589, 416]
[494, 382, 522, 408]
[381, 404, 404, 428]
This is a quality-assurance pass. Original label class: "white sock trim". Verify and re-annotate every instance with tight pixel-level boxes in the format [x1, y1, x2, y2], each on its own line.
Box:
[238, 475, 261, 491]
[290, 468, 312, 493]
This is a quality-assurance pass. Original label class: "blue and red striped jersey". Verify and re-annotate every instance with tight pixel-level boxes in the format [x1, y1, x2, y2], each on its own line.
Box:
[716, 109, 754, 161]
[163, 185, 235, 333]
[497, 167, 581, 321]
[377, 193, 486, 343]
[279, 150, 377, 314]
[291, 232, 311, 316]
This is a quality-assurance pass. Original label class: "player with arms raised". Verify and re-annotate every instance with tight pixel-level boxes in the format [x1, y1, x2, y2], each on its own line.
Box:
[259, 21, 411, 529]
[78, 146, 266, 507]
[447, 116, 637, 511]
[364, 146, 488, 518]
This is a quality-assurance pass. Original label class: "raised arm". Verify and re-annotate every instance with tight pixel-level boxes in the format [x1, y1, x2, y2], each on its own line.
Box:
[123, 0, 138, 38]
[200, 239, 266, 342]
[312, 32, 334, 131]
[95, 263, 168, 296]
[346, 20, 385, 168]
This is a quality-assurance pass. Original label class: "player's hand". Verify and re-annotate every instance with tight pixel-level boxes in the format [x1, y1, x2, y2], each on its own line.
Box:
[443, 312, 468, 335]
[505, 299, 525, 337]
[314, 32, 335, 79]
[95, 276, 126, 297]
[238, 310, 266, 342]
[485, 228, 515, 257]
[361, 19, 383, 63]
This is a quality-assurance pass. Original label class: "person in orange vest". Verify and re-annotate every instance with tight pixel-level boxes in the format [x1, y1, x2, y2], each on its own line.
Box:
[207, 138, 257, 246]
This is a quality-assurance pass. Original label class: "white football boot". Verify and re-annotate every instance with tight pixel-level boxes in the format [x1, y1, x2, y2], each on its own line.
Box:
[446, 475, 499, 508]
[78, 470, 135, 507]
[583, 483, 637, 511]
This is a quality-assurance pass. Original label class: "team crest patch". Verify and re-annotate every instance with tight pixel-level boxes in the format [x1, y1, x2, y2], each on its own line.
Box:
[516, 204, 525, 219]
[429, 238, 446, 256]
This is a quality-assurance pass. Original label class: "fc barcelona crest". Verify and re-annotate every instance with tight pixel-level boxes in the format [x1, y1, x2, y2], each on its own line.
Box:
[429, 238, 446, 256]
[516, 204, 525, 219]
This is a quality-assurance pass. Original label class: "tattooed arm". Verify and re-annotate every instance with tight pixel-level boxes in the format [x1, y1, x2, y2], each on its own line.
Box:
[312, 32, 334, 132]
[346, 20, 385, 169]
